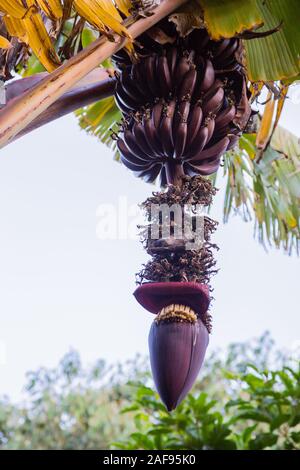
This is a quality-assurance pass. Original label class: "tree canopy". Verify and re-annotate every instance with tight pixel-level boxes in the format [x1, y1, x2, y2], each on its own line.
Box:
[0, 333, 299, 450]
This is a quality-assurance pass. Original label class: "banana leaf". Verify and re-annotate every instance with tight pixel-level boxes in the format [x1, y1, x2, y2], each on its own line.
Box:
[222, 129, 300, 254]
[199, 0, 262, 40]
[244, 0, 300, 82]
[75, 96, 121, 160]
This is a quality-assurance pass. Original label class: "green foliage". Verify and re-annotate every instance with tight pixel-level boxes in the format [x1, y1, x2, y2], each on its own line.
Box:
[0, 351, 148, 449]
[115, 357, 300, 450]
[21, 54, 46, 77]
[227, 365, 300, 450]
[199, 0, 262, 40]
[244, 0, 300, 82]
[115, 390, 237, 450]
[0, 333, 299, 450]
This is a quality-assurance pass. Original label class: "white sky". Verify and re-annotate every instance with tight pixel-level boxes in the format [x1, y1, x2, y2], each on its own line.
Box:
[0, 90, 299, 401]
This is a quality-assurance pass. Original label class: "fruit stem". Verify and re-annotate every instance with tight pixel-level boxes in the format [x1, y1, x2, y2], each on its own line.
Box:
[165, 162, 185, 187]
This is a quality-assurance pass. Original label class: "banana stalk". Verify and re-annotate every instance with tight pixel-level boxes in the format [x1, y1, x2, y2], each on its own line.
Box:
[9, 69, 116, 141]
[0, 0, 188, 149]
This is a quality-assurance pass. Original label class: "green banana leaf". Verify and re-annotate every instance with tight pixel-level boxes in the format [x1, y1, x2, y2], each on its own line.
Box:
[199, 0, 262, 40]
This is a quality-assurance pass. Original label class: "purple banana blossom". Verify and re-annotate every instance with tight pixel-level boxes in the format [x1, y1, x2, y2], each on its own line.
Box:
[149, 316, 209, 411]
[134, 282, 210, 411]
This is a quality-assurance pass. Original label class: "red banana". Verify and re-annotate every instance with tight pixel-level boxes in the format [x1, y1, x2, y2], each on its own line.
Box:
[188, 125, 209, 157]
[188, 136, 230, 162]
[178, 66, 197, 101]
[132, 121, 156, 159]
[159, 100, 176, 157]
[143, 114, 164, 157]
[158, 54, 172, 97]
[123, 130, 151, 161]
[200, 59, 215, 92]
[202, 87, 224, 115]
[186, 105, 203, 148]
[187, 158, 221, 176]
[205, 117, 216, 144]
[215, 105, 236, 130]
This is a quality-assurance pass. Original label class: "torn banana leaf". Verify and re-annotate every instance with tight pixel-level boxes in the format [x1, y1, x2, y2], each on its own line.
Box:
[73, 0, 132, 39]
[0, 0, 134, 74]
[199, 0, 263, 40]
[271, 124, 300, 169]
[22, 10, 61, 72]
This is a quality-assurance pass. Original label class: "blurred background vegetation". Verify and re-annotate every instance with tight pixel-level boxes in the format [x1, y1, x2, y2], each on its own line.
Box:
[0, 332, 299, 450]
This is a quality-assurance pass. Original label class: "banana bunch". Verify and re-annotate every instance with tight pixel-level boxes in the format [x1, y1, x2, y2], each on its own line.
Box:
[115, 47, 244, 112]
[115, 44, 245, 184]
[113, 23, 253, 186]
[117, 97, 240, 184]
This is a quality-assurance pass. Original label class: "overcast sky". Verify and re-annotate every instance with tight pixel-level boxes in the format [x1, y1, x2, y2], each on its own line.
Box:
[0, 88, 299, 401]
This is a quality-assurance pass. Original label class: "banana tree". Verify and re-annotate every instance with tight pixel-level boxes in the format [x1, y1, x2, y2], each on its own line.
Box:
[0, 0, 299, 410]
